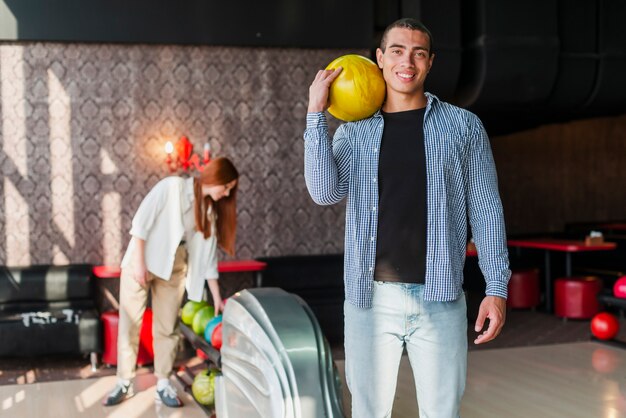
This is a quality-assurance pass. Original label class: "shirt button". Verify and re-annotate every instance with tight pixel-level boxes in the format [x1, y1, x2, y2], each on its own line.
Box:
[372, 177, 377, 183]
[373, 148, 378, 153]
[369, 267, 373, 272]
[370, 236, 375, 241]
[372, 206, 376, 212]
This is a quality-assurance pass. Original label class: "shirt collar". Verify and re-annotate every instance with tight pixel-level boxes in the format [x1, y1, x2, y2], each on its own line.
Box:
[184, 177, 195, 203]
[372, 92, 438, 119]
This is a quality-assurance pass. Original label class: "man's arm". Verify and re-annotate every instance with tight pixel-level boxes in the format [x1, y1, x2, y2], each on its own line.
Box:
[303, 68, 352, 205]
[465, 115, 511, 344]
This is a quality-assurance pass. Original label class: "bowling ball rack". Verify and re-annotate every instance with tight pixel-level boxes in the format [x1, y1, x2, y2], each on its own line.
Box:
[180, 321, 221, 368]
[176, 321, 220, 416]
[175, 288, 346, 417]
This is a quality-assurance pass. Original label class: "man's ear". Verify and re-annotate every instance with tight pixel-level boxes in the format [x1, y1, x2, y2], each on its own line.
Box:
[428, 53, 435, 72]
[376, 48, 384, 69]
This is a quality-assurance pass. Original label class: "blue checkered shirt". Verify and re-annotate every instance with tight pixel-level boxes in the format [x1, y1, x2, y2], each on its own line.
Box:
[304, 93, 511, 308]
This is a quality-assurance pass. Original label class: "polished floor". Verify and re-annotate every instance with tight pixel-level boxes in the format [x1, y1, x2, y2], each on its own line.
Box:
[2, 309, 626, 417]
[0, 373, 207, 418]
[2, 341, 625, 417]
[336, 341, 626, 418]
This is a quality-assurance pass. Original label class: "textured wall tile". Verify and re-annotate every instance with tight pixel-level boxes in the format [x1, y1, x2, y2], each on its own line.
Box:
[0, 42, 355, 266]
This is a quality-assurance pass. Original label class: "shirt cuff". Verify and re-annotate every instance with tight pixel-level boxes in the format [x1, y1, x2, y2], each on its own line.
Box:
[205, 270, 219, 280]
[306, 112, 327, 129]
[129, 226, 148, 240]
[485, 280, 509, 299]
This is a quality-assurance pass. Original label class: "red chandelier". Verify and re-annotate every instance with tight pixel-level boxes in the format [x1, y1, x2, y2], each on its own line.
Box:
[165, 136, 211, 172]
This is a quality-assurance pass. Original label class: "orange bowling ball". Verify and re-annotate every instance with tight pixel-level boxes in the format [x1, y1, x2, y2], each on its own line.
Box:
[325, 54, 386, 122]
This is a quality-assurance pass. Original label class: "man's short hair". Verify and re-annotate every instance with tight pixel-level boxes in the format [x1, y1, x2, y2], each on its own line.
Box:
[380, 18, 434, 55]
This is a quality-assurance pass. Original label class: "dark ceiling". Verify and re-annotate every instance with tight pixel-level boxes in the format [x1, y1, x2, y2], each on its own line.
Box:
[376, 0, 626, 135]
[2, 0, 625, 135]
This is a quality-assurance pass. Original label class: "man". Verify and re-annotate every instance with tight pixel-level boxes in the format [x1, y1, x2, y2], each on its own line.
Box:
[304, 18, 511, 418]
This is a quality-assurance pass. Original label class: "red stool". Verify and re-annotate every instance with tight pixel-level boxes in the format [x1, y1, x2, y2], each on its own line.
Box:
[101, 309, 154, 366]
[507, 268, 540, 309]
[554, 276, 602, 319]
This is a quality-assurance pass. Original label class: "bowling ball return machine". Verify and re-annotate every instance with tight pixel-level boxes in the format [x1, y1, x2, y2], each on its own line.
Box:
[179, 287, 346, 418]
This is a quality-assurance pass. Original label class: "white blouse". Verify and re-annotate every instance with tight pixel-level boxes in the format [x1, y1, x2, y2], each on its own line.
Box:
[121, 176, 219, 301]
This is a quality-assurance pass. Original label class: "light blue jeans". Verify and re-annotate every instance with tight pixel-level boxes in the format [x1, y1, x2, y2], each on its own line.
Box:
[344, 281, 467, 418]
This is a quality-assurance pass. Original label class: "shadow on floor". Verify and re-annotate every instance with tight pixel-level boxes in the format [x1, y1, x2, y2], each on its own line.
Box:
[3, 309, 625, 385]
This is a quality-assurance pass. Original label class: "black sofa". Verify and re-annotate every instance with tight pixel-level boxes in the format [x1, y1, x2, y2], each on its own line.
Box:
[0, 265, 101, 367]
[257, 254, 345, 345]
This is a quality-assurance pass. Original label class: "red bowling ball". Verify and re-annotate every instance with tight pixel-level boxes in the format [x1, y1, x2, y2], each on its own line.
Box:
[613, 276, 626, 298]
[591, 312, 620, 340]
[211, 322, 223, 350]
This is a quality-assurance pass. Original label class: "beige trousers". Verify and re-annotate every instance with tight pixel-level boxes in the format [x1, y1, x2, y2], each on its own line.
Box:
[117, 245, 187, 380]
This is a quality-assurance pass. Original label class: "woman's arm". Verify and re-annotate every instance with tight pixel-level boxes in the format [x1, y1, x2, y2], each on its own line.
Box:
[129, 178, 171, 241]
[207, 278, 224, 315]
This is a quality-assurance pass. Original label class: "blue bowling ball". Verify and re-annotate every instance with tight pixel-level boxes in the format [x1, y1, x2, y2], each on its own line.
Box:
[204, 315, 223, 343]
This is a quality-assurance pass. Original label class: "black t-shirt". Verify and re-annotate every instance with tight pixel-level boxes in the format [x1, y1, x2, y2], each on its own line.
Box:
[374, 108, 427, 283]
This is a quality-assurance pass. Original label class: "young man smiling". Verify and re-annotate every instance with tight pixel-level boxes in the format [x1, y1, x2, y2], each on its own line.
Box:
[304, 18, 511, 418]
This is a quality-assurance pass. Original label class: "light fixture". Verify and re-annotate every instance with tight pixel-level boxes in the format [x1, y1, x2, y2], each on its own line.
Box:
[165, 136, 211, 172]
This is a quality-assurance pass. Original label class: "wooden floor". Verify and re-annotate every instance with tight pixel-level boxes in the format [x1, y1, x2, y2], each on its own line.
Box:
[2, 342, 626, 417]
[336, 341, 626, 418]
[0, 373, 206, 418]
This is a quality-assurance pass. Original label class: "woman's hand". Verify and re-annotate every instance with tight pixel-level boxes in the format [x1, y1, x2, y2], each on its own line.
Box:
[133, 262, 148, 287]
[213, 296, 226, 315]
[132, 236, 148, 286]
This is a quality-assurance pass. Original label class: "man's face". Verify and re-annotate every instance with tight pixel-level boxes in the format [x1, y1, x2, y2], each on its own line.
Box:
[376, 27, 434, 99]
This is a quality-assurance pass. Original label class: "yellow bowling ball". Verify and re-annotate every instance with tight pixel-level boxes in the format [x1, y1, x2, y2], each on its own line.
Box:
[325, 54, 386, 122]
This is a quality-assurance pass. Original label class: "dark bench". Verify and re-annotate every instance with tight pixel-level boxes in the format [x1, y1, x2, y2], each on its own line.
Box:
[598, 290, 626, 310]
[256, 254, 344, 345]
[0, 265, 102, 368]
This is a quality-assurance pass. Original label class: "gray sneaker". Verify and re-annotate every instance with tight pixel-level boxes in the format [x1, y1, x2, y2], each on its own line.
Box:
[156, 382, 183, 408]
[103, 381, 134, 406]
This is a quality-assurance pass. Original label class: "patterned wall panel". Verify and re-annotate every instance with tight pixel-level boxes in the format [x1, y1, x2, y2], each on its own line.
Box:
[491, 114, 626, 235]
[3, 42, 625, 268]
[0, 42, 358, 266]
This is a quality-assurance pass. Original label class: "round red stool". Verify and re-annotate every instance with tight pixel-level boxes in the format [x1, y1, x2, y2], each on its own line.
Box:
[101, 308, 154, 366]
[507, 268, 540, 309]
[554, 276, 602, 319]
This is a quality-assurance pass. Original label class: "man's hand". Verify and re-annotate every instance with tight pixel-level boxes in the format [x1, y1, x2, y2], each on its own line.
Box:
[307, 67, 343, 113]
[474, 295, 506, 344]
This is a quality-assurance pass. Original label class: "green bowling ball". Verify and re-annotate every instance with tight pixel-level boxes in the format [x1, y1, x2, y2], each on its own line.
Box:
[181, 300, 208, 325]
[192, 305, 215, 335]
[191, 369, 216, 406]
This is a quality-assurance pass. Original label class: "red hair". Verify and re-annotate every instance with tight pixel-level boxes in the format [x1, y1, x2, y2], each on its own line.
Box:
[193, 157, 239, 256]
